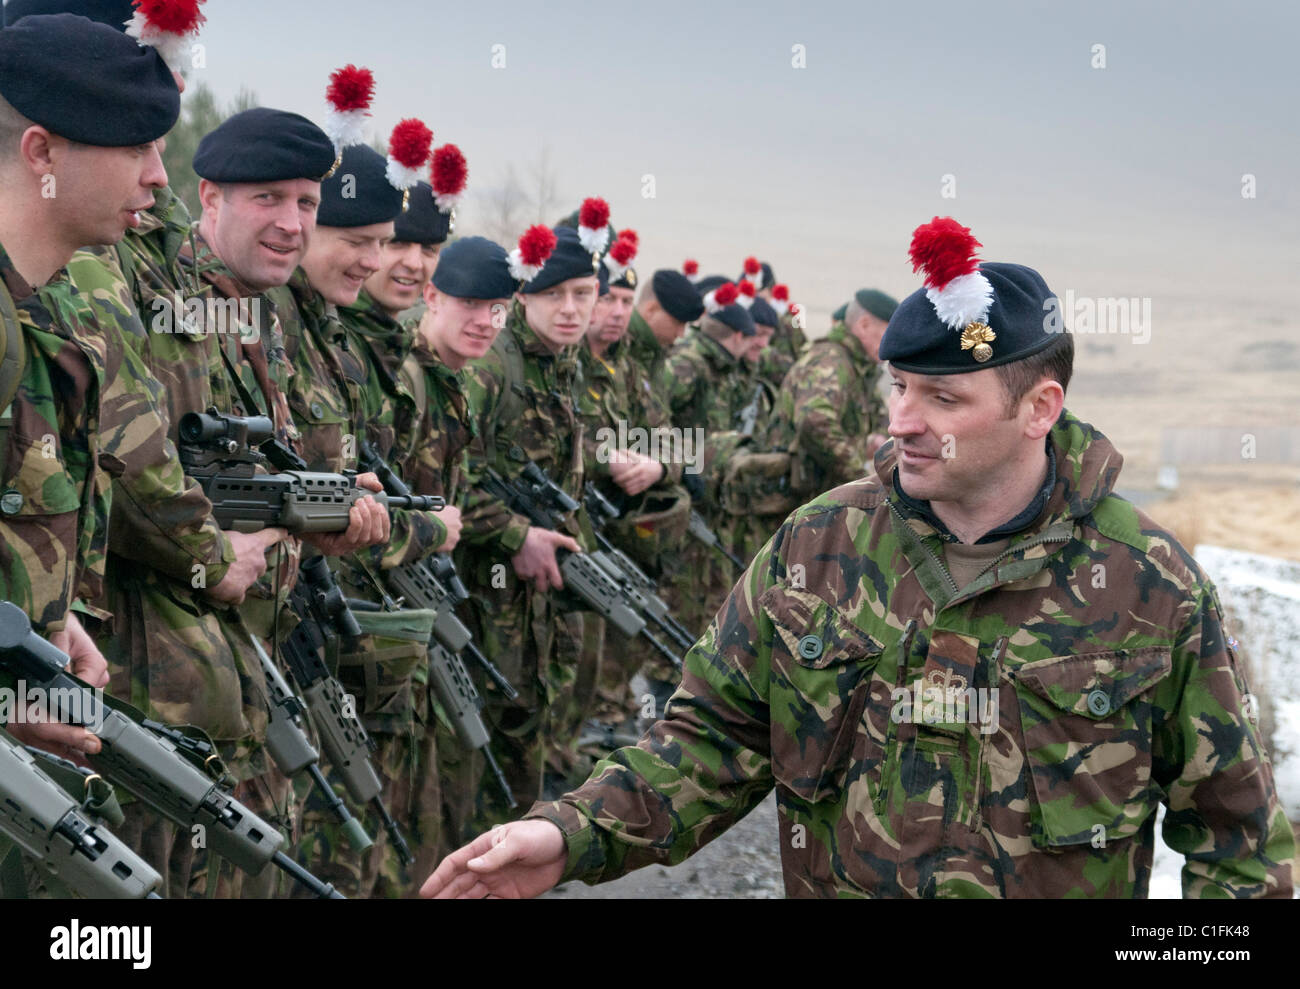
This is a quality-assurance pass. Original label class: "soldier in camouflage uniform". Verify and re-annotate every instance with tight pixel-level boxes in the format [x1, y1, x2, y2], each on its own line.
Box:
[424, 219, 1295, 899]
[324, 180, 466, 896]
[574, 261, 695, 753]
[0, 12, 223, 878]
[238, 142, 435, 899]
[765, 289, 894, 493]
[663, 291, 766, 682]
[457, 225, 600, 830]
[401, 235, 516, 861]
[624, 270, 701, 398]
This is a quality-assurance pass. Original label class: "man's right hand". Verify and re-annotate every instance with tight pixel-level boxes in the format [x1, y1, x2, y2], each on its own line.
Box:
[420, 820, 566, 899]
[511, 527, 581, 593]
[434, 505, 463, 553]
[206, 528, 289, 605]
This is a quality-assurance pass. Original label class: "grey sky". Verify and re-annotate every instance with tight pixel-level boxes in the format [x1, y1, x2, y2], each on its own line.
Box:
[192, 0, 1297, 326]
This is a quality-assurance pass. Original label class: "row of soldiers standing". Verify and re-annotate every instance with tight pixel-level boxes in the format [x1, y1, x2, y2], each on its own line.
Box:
[0, 0, 903, 899]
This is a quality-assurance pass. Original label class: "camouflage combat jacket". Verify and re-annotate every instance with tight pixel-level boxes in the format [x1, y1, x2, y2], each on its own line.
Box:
[529, 411, 1296, 898]
[665, 331, 751, 436]
[65, 190, 235, 592]
[460, 302, 588, 562]
[757, 309, 808, 388]
[765, 323, 887, 493]
[338, 291, 448, 561]
[396, 332, 473, 504]
[577, 340, 681, 488]
[624, 309, 671, 398]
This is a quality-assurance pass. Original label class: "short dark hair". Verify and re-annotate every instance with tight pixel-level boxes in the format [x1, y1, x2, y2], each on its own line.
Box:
[993, 331, 1074, 417]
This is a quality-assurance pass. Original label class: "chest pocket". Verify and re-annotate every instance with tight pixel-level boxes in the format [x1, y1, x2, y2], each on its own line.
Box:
[1010, 647, 1172, 847]
[761, 584, 883, 804]
[1, 427, 85, 626]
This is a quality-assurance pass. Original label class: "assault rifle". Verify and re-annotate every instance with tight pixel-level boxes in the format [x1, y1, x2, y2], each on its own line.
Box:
[0, 731, 162, 898]
[0, 602, 344, 898]
[354, 440, 517, 808]
[178, 408, 443, 533]
[251, 635, 373, 855]
[279, 553, 411, 865]
[478, 463, 685, 668]
[582, 484, 698, 655]
[687, 509, 745, 572]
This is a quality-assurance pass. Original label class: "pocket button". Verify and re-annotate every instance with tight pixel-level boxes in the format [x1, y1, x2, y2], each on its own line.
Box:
[797, 634, 823, 661]
[0, 490, 23, 515]
[1087, 688, 1111, 716]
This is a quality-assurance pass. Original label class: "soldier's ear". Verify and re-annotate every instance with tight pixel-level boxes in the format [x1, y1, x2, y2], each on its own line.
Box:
[197, 179, 223, 218]
[18, 125, 56, 179]
[423, 280, 439, 310]
[1023, 378, 1065, 439]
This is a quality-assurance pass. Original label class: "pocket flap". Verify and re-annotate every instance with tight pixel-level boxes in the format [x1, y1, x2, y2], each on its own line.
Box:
[1014, 647, 1172, 719]
[759, 584, 882, 669]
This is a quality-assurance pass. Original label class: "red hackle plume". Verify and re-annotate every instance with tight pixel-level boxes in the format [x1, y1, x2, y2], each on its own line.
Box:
[388, 119, 433, 169]
[617, 228, 639, 247]
[609, 237, 637, 265]
[518, 225, 557, 267]
[326, 64, 375, 112]
[743, 256, 761, 276]
[683, 259, 699, 276]
[714, 282, 739, 307]
[133, 0, 205, 34]
[772, 284, 790, 301]
[579, 197, 611, 231]
[738, 279, 756, 298]
[431, 144, 468, 196]
[908, 217, 982, 291]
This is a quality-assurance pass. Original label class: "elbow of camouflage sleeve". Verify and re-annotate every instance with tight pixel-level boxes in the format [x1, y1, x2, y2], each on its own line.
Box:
[522, 800, 609, 885]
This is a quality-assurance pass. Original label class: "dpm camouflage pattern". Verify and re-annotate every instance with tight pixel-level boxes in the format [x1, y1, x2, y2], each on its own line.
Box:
[396, 330, 473, 505]
[765, 322, 888, 495]
[1, 241, 104, 633]
[456, 302, 591, 825]
[528, 411, 1296, 898]
[756, 309, 807, 389]
[339, 290, 447, 564]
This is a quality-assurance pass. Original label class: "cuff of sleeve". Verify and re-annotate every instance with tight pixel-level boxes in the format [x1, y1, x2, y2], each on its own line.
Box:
[429, 515, 448, 552]
[69, 598, 112, 635]
[522, 800, 607, 884]
[497, 515, 530, 555]
[203, 531, 237, 589]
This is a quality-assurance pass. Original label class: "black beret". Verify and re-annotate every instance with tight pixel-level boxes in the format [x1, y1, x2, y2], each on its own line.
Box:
[193, 107, 334, 184]
[393, 181, 452, 245]
[711, 303, 756, 337]
[831, 302, 848, 323]
[749, 297, 779, 329]
[852, 288, 899, 323]
[610, 265, 638, 292]
[0, 13, 178, 146]
[650, 270, 703, 324]
[880, 262, 1060, 374]
[521, 225, 600, 294]
[3, 0, 132, 28]
[316, 144, 404, 228]
[431, 236, 516, 300]
[694, 274, 729, 298]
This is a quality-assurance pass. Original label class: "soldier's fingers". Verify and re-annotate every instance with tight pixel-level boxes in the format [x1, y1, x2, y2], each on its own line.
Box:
[557, 535, 582, 554]
[355, 472, 382, 493]
[23, 722, 101, 755]
[258, 526, 289, 549]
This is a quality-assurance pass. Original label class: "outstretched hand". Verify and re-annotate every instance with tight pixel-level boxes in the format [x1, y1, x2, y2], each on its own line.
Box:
[420, 819, 567, 899]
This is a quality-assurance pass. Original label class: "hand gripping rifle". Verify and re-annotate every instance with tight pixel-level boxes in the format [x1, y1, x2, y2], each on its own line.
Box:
[0, 602, 343, 898]
[581, 483, 698, 656]
[355, 440, 516, 808]
[279, 553, 412, 865]
[0, 730, 163, 898]
[178, 408, 443, 533]
[477, 462, 685, 669]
